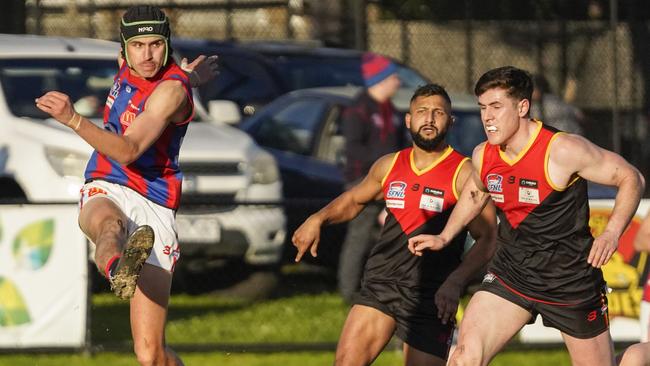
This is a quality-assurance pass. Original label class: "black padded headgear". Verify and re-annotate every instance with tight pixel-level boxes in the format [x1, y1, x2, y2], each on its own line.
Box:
[120, 5, 172, 68]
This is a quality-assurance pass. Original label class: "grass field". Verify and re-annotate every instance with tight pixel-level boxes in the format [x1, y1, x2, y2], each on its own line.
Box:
[0, 267, 577, 365]
[0, 349, 573, 366]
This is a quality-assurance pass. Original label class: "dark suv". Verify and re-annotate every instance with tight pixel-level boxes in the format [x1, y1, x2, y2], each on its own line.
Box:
[172, 38, 289, 116]
[240, 41, 429, 90]
[172, 38, 429, 116]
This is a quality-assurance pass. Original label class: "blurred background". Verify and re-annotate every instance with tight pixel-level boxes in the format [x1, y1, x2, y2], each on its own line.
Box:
[4, 0, 650, 179]
[1, 1, 650, 365]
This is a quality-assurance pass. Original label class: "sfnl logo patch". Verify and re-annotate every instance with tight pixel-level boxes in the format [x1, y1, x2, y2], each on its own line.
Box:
[486, 174, 504, 203]
[386, 181, 407, 209]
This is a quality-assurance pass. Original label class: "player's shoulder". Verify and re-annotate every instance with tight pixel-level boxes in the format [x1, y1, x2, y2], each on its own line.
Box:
[549, 132, 592, 158]
[376, 152, 399, 170]
[470, 141, 488, 165]
[151, 79, 187, 99]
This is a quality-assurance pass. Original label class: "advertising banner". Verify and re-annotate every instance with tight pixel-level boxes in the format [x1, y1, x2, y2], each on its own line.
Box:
[0, 205, 87, 348]
[519, 199, 650, 343]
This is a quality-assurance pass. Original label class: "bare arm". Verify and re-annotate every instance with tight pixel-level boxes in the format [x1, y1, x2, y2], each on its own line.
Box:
[408, 143, 492, 254]
[634, 210, 650, 252]
[431, 159, 498, 324]
[550, 133, 645, 267]
[35, 80, 189, 165]
[291, 153, 394, 262]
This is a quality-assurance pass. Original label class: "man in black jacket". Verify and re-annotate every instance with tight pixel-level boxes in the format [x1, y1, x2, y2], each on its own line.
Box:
[338, 52, 405, 303]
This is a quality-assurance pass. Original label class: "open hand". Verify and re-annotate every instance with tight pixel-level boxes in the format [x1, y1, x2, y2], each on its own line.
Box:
[181, 55, 219, 87]
[588, 230, 618, 268]
[407, 234, 447, 256]
[435, 279, 462, 325]
[291, 217, 322, 262]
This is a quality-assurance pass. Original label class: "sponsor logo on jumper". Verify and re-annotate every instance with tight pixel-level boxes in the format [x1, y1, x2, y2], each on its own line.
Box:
[387, 181, 407, 199]
[109, 80, 120, 99]
[120, 111, 136, 126]
[423, 187, 444, 197]
[128, 101, 140, 112]
[138, 26, 154, 33]
[490, 193, 504, 203]
[419, 192, 444, 213]
[386, 199, 405, 209]
[125, 85, 132, 93]
[486, 174, 503, 193]
[508, 175, 516, 184]
[411, 183, 420, 191]
[518, 185, 540, 204]
[519, 178, 538, 188]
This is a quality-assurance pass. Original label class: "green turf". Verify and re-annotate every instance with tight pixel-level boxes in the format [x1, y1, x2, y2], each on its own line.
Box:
[0, 349, 574, 365]
[92, 292, 349, 344]
[0, 269, 577, 365]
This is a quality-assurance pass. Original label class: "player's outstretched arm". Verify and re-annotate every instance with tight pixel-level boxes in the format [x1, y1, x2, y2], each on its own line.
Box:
[292, 153, 393, 262]
[408, 143, 492, 255]
[35, 80, 189, 165]
[433, 159, 498, 324]
[551, 133, 645, 268]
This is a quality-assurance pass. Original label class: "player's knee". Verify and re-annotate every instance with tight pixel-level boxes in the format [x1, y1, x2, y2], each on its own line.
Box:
[618, 343, 650, 366]
[133, 341, 166, 366]
[98, 216, 126, 237]
[448, 343, 484, 366]
[335, 346, 368, 366]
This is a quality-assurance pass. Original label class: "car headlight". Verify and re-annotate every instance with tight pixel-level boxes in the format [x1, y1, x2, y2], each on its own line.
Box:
[45, 146, 88, 180]
[250, 152, 279, 184]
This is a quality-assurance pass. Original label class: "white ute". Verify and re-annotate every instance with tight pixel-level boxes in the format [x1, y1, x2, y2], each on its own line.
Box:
[0, 34, 286, 287]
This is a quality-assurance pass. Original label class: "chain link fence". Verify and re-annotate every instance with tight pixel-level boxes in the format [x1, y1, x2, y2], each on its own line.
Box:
[25, 0, 347, 43]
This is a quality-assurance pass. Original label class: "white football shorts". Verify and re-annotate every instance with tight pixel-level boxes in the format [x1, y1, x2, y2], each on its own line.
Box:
[79, 180, 180, 272]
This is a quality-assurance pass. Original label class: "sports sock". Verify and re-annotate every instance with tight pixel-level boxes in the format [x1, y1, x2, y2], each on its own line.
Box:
[104, 254, 121, 280]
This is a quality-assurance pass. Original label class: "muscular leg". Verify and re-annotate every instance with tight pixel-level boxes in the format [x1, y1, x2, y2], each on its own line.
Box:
[335, 304, 396, 366]
[131, 264, 183, 366]
[562, 330, 614, 366]
[78, 197, 128, 273]
[403, 343, 446, 366]
[616, 342, 650, 366]
[448, 291, 532, 366]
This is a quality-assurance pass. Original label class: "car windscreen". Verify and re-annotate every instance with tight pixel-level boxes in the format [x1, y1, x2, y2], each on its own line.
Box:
[0, 59, 116, 120]
[270, 55, 363, 90]
[173, 46, 286, 108]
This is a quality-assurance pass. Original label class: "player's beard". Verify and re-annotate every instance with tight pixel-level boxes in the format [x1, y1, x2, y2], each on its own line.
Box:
[410, 125, 448, 152]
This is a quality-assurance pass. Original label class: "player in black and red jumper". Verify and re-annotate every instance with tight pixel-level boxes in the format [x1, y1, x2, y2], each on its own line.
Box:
[409, 66, 645, 366]
[293, 84, 497, 366]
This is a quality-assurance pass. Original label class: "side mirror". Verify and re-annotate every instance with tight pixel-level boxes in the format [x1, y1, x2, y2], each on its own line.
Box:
[208, 100, 241, 125]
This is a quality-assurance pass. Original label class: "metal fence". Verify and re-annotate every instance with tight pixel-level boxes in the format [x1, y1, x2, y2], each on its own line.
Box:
[24, 0, 346, 43]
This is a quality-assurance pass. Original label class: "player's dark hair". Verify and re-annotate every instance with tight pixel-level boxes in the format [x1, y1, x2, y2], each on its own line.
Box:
[410, 83, 451, 107]
[474, 66, 533, 102]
